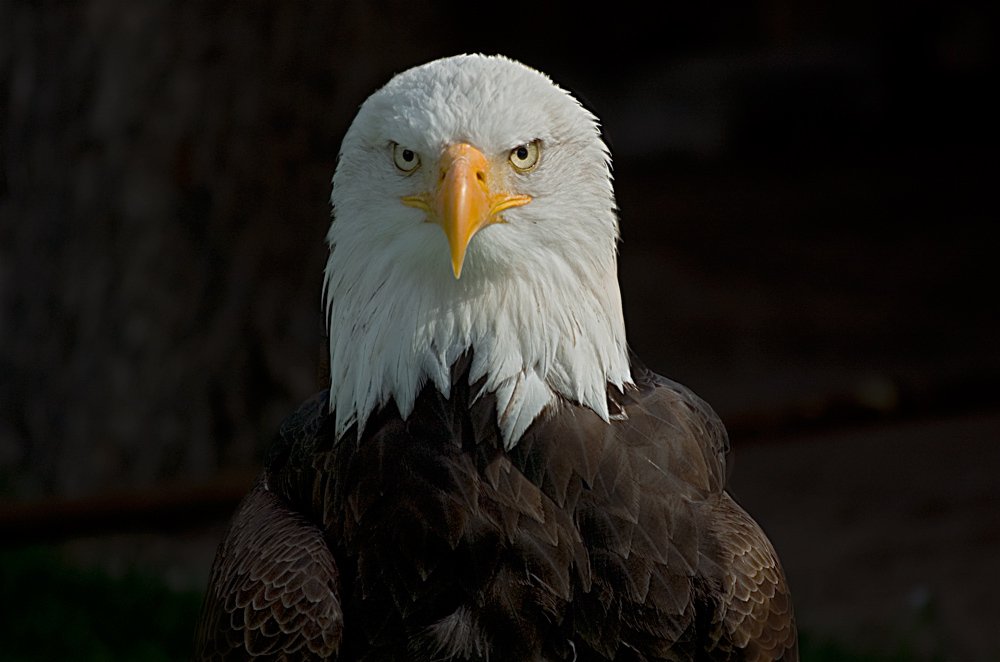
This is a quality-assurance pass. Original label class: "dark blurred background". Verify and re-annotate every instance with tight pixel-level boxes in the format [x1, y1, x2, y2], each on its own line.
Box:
[1, 1, 998, 660]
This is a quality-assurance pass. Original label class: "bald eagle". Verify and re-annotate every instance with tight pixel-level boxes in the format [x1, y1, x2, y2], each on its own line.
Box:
[195, 54, 797, 661]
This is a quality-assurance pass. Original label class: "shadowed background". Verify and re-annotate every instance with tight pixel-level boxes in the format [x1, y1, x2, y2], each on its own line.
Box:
[1, 1, 997, 660]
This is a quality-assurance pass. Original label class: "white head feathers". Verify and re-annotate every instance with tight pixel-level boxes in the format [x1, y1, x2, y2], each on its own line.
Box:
[324, 54, 631, 447]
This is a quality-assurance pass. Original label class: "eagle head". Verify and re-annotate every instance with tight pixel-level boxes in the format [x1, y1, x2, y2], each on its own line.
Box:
[324, 54, 632, 446]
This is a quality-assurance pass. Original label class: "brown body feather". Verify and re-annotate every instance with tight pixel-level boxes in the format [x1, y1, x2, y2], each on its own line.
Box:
[196, 356, 797, 660]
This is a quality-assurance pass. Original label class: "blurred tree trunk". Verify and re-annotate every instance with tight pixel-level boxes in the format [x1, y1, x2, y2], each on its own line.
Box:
[0, 1, 450, 498]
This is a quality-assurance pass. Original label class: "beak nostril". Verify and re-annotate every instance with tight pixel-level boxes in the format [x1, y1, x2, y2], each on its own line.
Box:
[476, 170, 487, 186]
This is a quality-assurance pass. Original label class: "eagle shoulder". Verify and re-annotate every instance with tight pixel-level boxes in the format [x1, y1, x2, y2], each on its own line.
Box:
[194, 477, 343, 660]
[195, 392, 342, 661]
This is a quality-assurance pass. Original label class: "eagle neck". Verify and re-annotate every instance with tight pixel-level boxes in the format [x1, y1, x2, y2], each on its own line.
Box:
[323, 244, 632, 449]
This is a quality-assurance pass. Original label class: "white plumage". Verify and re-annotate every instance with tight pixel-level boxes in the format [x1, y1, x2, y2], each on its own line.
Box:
[197, 53, 798, 661]
[323, 54, 631, 446]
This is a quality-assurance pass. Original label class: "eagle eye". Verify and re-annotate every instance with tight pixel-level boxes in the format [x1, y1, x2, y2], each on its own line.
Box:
[392, 143, 421, 173]
[509, 140, 541, 172]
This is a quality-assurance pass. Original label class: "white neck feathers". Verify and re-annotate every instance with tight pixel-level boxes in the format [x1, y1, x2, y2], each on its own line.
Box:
[322, 54, 633, 447]
[323, 234, 631, 448]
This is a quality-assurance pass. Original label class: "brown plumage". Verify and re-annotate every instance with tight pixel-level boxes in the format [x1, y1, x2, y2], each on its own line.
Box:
[197, 53, 796, 660]
[195, 355, 797, 660]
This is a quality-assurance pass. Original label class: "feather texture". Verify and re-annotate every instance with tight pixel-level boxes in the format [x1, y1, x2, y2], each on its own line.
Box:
[196, 356, 797, 660]
[323, 54, 630, 447]
[196, 54, 796, 661]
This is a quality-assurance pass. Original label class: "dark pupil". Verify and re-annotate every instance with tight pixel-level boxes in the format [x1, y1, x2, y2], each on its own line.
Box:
[515, 146, 529, 160]
[402, 149, 414, 162]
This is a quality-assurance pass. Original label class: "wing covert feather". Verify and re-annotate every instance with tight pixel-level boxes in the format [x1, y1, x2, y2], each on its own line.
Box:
[195, 479, 342, 660]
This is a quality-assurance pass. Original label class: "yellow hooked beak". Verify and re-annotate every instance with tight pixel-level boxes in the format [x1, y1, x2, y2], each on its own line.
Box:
[402, 143, 531, 278]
